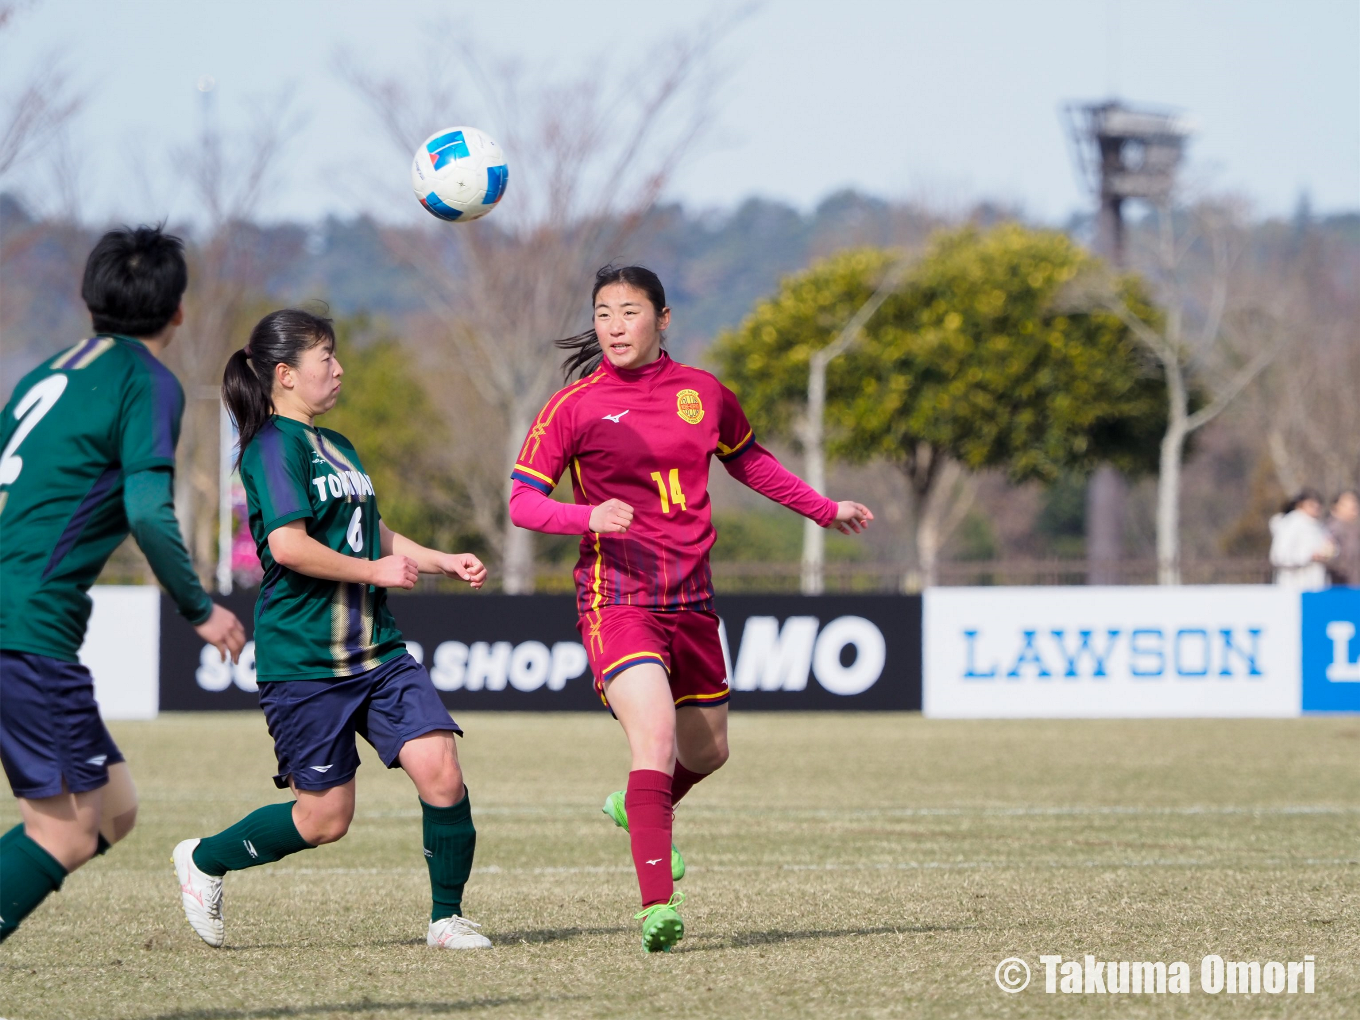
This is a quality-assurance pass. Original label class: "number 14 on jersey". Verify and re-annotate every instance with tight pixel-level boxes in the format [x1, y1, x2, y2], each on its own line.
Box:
[649, 468, 687, 514]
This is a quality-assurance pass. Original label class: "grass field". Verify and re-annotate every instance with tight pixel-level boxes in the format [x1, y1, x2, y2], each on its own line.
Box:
[2, 711, 1359, 1019]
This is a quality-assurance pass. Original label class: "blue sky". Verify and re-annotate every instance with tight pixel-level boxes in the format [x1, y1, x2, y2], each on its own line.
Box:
[2, 0, 1356, 225]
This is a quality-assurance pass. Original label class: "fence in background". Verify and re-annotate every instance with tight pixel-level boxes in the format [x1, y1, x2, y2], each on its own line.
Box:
[524, 557, 1274, 594]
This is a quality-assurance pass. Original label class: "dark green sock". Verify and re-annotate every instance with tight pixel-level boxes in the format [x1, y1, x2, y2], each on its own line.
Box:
[0, 825, 67, 942]
[422, 791, 476, 921]
[191, 802, 314, 877]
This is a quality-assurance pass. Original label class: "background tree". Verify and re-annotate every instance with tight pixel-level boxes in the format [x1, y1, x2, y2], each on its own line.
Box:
[343, 30, 728, 592]
[1076, 200, 1281, 584]
[322, 317, 477, 557]
[162, 90, 298, 577]
[714, 225, 1167, 588]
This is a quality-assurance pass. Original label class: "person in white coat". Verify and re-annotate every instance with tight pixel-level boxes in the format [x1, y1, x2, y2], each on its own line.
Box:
[1269, 490, 1336, 590]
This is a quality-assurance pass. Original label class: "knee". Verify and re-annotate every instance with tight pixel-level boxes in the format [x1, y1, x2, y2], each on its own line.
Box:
[62, 828, 101, 870]
[306, 815, 351, 845]
[689, 740, 729, 773]
[424, 759, 465, 808]
[295, 802, 353, 845]
[639, 720, 677, 760]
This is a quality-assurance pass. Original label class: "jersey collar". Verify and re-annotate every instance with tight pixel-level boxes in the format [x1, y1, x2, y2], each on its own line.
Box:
[99, 332, 149, 351]
[270, 412, 319, 434]
[599, 349, 673, 384]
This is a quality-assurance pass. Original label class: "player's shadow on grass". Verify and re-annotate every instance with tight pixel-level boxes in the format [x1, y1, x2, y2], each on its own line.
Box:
[140, 996, 546, 1020]
[683, 923, 976, 952]
[490, 923, 631, 945]
[381, 924, 630, 947]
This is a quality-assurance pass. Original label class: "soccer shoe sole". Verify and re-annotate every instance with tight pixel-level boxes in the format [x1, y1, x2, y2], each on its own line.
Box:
[172, 838, 224, 948]
[641, 909, 684, 953]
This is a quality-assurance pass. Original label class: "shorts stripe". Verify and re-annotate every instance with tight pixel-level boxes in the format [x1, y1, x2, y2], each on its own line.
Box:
[601, 651, 667, 682]
[674, 689, 730, 707]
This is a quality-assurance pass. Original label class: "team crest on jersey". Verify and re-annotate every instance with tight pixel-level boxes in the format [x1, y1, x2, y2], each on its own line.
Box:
[676, 389, 704, 424]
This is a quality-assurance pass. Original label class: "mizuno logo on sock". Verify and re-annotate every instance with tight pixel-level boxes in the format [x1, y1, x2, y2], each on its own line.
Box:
[244, 840, 258, 859]
[423, 848, 433, 858]
[86, 754, 107, 766]
[309, 764, 333, 773]
[646, 858, 664, 865]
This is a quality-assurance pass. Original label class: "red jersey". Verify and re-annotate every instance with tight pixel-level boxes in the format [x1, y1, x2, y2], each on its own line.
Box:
[512, 353, 756, 614]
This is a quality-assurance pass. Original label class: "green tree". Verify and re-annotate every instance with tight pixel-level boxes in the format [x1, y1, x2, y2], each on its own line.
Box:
[324, 318, 477, 555]
[713, 225, 1167, 586]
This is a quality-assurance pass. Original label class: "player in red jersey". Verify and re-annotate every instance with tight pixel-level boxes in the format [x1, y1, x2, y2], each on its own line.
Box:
[509, 265, 872, 951]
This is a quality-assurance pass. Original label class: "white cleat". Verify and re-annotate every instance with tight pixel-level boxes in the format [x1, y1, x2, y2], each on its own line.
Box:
[427, 915, 492, 949]
[172, 838, 224, 947]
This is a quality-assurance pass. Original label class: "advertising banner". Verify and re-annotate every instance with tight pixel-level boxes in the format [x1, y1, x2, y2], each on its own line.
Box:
[84, 586, 161, 720]
[1300, 587, 1360, 713]
[160, 592, 922, 712]
[923, 586, 1300, 718]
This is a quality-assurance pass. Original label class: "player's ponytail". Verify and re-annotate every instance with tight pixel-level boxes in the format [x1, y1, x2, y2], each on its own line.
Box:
[556, 263, 668, 382]
[221, 308, 336, 466]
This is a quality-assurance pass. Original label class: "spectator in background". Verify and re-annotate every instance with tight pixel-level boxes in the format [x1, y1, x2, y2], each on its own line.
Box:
[1327, 489, 1359, 587]
[1269, 489, 1336, 590]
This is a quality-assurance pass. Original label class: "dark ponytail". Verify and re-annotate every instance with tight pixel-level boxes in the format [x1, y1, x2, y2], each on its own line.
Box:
[556, 264, 668, 381]
[222, 308, 336, 466]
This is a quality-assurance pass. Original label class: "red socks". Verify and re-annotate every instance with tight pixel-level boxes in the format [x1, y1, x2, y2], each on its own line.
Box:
[671, 761, 710, 806]
[625, 769, 674, 908]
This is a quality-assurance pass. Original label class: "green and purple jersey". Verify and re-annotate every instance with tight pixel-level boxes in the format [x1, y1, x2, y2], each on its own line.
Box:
[0, 334, 208, 662]
[240, 415, 404, 682]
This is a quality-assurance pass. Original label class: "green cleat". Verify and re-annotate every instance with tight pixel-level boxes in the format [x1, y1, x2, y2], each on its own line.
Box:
[635, 891, 685, 953]
[602, 790, 686, 881]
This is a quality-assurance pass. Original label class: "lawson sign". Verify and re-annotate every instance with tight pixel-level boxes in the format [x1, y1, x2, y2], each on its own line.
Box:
[924, 586, 1302, 718]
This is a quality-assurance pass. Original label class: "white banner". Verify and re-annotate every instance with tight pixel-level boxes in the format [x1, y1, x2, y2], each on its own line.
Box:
[924, 586, 1300, 718]
[82, 585, 160, 720]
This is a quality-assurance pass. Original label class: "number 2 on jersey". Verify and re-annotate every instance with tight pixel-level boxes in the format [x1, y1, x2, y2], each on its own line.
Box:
[649, 468, 687, 514]
[0, 374, 68, 487]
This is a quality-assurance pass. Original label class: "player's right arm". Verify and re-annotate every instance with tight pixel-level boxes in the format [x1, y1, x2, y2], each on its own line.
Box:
[268, 521, 418, 588]
[508, 382, 637, 534]
[119, 367, 245, 663]
[240, 428, 418, 589]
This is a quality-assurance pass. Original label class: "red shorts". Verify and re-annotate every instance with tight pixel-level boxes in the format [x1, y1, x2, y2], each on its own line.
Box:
[577, 606, 730, 712]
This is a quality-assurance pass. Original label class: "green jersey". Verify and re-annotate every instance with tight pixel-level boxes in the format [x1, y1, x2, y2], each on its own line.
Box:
[0, 334, 208, 661]
[240, 415, 405, 682]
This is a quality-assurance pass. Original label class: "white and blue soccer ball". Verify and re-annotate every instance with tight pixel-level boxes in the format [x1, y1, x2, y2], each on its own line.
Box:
[411, 126, 508, 222]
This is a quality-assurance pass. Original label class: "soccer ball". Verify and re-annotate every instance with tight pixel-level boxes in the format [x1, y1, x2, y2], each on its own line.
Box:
[411, 126, 508, 222]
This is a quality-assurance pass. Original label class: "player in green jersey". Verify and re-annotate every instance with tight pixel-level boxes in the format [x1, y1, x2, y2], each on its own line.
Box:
[0, 226, 246, 943]
[172, 308, 492, 950]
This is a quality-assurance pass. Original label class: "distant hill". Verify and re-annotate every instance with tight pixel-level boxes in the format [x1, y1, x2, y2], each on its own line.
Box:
[3, 189, 1356, 391]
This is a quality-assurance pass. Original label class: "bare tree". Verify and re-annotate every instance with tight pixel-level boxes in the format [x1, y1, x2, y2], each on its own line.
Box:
[0, 4, 81, 182]
[1081, 200, 1281, 584]
[343, 31, 727, 591]
[162, 90, 298, 577]
[1250, 224, 1360, 499]
[797, 259, 905, 593]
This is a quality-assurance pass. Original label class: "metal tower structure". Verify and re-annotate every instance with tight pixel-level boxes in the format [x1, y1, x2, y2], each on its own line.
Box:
[1063, 99, 1190, 583]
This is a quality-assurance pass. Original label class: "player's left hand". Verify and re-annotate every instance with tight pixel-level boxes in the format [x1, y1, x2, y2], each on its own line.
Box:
[831, 500, 873, 535]
[440, 552, 487, 589]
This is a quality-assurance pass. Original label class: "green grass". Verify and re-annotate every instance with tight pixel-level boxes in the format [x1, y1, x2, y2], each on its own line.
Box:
[2, 712, 1359, 1019]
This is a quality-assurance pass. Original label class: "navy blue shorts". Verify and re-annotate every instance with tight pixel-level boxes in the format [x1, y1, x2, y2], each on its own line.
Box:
[257, 653, 460, 791]
[0, 650, 126, 800]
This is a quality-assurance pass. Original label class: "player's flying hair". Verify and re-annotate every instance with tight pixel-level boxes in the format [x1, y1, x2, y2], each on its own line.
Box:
[556, 264, 668, 382]
[81, 224, 188, 338]
[222, 308, 336, 467]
